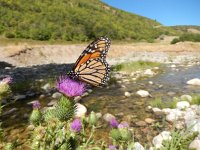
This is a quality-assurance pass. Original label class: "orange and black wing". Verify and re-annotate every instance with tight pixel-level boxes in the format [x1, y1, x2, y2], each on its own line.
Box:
[72, 36, 111, 71]
[75, 58, 110, 86]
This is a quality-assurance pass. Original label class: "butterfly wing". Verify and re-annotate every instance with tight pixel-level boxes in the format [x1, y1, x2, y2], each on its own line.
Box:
[69, 36, 111, 86]
[76, 58, 110, 86]
[72, 36, 111, 70]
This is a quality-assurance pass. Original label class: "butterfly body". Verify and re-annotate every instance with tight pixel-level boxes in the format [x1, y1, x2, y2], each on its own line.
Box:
[68, 36, 111, 86]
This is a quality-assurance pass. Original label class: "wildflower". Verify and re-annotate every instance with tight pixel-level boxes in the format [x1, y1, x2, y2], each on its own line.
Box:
[1, 76, 12, 84]
[70, 119, 82, 132]
[109, 145, 119, 150]
[32, 100, 41, 109]
[109, 118, 119, 128]
[118, 121, 129, 129]
[56, 76, 86, 97]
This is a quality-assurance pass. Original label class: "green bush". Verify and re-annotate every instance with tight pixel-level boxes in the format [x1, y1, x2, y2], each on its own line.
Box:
[171, 33, 200, 44]
[0, 0, 177, 41]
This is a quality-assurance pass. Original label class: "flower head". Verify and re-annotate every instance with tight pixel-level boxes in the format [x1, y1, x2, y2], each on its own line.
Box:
[109, 118, 119, 128]
[1, 76, 12, 84]
[118, 121, 129, 129]
[70, 119, 82, 132]
[32, 101, 41, 109]
[109, 145, 119, 150]
[56, 76, 86, 97]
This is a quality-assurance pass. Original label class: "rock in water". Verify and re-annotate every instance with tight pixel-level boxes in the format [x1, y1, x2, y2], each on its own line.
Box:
[187, 78, 200, 86]
[75, 103, 87, 117]
[136, 90, 150, 97]
[176, 101, 190, 110]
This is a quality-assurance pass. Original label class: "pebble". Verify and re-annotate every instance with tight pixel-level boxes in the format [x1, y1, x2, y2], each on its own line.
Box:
[167, 91, 176, 96]
[136, 90, 150, 97]
[134, 142, 145, 150]
[75, 103, 87, 117]
[145, 118, 155, 124]
[149, 81, 153, 84]
[124, 91, 131, 97]
[144, 69, 155, 76]
[176, 101, 190, 110]
[189, 139, 200, 150]
[135, 121, 147, 127]
[180, 94, 192, 102]
[171, 64, 176, 68]
[103, 113, 115, 122]
[52, 92, 62, 99]
[82, 92, 89, 97]
[47, 99, 57, 106]
[41, 83, 51, 92]
[87, 89, 93, 93]
[74, 96, 82, 102]
[152, 131, 171, 148]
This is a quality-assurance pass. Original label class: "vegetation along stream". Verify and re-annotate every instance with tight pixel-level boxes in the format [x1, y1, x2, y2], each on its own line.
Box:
[1, 63, 200, 147]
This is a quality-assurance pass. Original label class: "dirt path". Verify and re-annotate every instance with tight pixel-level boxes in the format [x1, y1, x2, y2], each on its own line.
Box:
[0, 42, 200, 67]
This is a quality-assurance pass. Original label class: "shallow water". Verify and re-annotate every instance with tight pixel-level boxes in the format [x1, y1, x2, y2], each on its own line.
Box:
[1, 64, 200, 146]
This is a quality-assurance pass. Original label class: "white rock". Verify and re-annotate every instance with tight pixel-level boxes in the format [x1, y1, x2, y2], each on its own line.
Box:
[87, 89, 93, 93]
[152, 107, 162, 113]
[152, 131, 171, 148]
[180, 95, 192, 102]
[189, 140, 200, 150]
[176, 101, 190, 110]
[144, 69, 155, 76]
[47, 99, 57, 106]
[171, 64, 176, 68]
[103, 113, 115, 122]
[82, 92, 89, 97]
[149, 81, 153, 84]
[41, 83, 51, 92]
[134, 142, 145, 150]
[75, 103, 87, 117]
[136, 90, 150, 97]
[74, 96, 81, 102]
[184, 109, 196, 122]
[154, 67, 159, 70]
[187, 78, 200, 86]
[162, 108, 171, 114]
[125, 92, 131, 97]
[186, 119, 200, 132]
[166, 109, 184, 122]
[52, 92, 62, 99]
[147, 106, 152, 109]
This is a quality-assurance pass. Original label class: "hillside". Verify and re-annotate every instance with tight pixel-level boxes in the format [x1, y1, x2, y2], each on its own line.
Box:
[0, 0, 176, 42]
[171, 25, 200, 34]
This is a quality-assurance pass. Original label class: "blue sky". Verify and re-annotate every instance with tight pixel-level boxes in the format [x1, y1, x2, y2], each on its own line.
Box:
[102, 0, 200, 26]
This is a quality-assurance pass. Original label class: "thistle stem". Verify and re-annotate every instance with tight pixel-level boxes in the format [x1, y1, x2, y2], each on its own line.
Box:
[85, 125, 95, 148]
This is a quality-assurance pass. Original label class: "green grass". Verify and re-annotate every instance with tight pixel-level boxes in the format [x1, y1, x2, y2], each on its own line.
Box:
[0, 0, 177, 42]
[150, 97, 179, 109]
[161, 128, 198, 150]
[191, 94, 200, 105]
[171, 33, 200, 44]
[112, 61, 161, 73]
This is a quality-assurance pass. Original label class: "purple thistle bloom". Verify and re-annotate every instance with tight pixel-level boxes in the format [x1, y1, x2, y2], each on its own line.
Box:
[56, 76, 86, 97]
[1, 76, 12, 84]
[118, 121, 129, 129]
[109, 145, 119, 150]
[32, 100, 41, 109]
[70, 119, 82, 132]
[109, 118, 119, 128]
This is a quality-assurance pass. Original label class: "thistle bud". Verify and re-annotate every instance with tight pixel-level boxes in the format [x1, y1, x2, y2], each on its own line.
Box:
[88, 111, 97, 126]
[119, 128, 132, 141]
[29, 109, 42, 126]
[110, 129, 121, 141]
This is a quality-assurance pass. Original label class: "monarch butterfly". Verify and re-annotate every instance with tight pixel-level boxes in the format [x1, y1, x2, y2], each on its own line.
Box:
[68, 36, 111, 86]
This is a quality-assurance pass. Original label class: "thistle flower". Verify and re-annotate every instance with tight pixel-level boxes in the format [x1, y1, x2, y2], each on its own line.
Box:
[109, 118, 119, 128]
[1, 76, 12, 84]
[70, 119, 82, 132]
[32, 101, 41, 109]
[56, 76, 86, 97]
[109, 145, 119, 150]
[118, 121, 129, 129]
